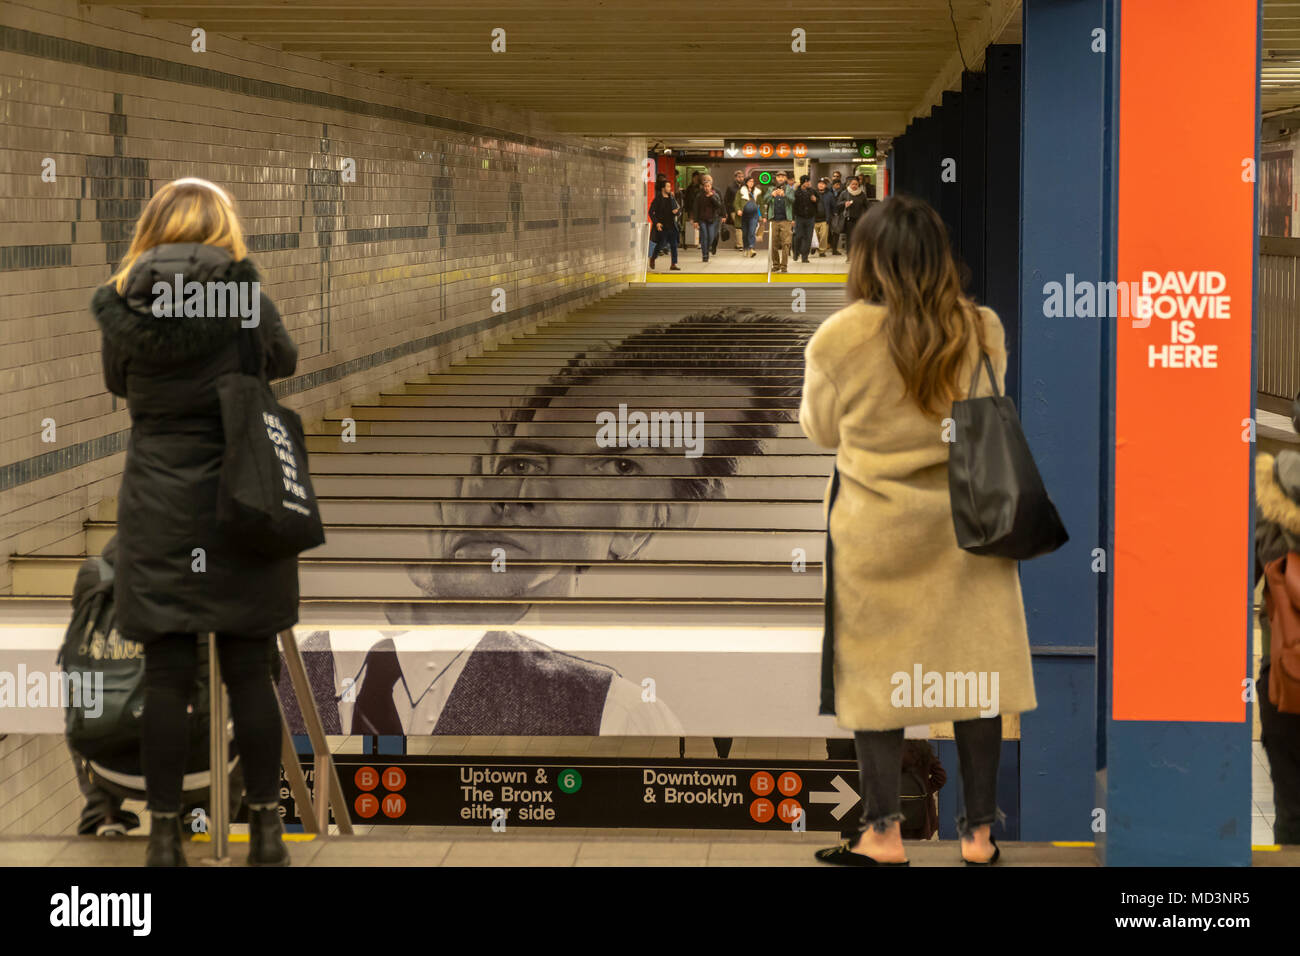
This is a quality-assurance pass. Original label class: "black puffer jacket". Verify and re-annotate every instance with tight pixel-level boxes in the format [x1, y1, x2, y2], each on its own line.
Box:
[91, 243, 300, 642]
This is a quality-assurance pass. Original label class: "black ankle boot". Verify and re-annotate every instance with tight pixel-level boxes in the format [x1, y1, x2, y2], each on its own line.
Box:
[145, 814, 188, 867]
[247, 807, 290, 867]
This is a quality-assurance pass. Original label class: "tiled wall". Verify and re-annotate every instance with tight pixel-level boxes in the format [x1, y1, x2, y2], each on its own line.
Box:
[0, 0, 647, 590]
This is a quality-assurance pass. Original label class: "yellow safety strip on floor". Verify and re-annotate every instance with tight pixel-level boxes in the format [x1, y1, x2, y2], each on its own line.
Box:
[1050, 840, 1282, 852]
[190, 833, 317, 843]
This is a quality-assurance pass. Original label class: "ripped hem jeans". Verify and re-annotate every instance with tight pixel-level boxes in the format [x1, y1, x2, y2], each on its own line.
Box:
[852, 714, 1003, 837]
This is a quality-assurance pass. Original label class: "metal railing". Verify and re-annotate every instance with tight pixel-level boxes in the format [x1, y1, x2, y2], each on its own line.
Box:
[1259, 236, 1300, 399]
[203, 628, 352, 864]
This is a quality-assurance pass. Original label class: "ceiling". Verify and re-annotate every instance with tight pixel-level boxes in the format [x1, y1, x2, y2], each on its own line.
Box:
[1264, 0, 1300, 112]
[90, 0, 1020, 137]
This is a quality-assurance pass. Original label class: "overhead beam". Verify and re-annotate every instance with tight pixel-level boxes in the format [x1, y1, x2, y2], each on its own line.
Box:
[909, 0, 1021, 121]
[543, 111, 905, 138]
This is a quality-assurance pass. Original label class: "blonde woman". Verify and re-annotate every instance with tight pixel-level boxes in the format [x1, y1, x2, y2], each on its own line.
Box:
[91, 179, 299, 867]
[801, 195, 1036, 867]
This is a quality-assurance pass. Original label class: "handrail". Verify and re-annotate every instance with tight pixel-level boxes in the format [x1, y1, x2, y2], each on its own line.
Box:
[203, 628, 352, 864]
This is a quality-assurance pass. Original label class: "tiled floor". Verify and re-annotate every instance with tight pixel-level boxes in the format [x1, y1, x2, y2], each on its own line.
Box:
[3, 832, 1104, 868]
[1253, 740, 1276, 846]
[0, 731, 1287, 861]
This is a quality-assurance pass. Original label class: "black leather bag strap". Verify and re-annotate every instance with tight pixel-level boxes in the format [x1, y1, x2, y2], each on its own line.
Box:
[967, 350, 999, 399]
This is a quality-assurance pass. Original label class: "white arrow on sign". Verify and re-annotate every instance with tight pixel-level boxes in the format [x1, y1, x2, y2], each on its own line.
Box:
[725, 146, 739, 157]
[809, 774, 860, 820]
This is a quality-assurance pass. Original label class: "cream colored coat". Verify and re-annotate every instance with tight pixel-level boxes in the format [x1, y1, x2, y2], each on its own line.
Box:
[799, 299, 1037, 730]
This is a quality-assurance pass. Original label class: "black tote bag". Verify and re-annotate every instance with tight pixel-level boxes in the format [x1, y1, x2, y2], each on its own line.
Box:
[214, 327, 325, 558]
[948, 352, 1068, 560]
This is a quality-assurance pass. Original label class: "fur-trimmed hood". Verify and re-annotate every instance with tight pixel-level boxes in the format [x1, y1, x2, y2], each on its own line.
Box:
[91, 243, 260, 363]
[1257, 451, 1300, 538]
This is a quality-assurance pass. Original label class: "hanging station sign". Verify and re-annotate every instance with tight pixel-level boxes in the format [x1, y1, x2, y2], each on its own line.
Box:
[723, 139, 876, 162]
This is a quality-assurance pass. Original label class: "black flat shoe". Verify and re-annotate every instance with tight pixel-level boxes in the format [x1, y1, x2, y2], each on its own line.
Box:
[962, 836, 1000, 866]
[815, 841, 909, 867]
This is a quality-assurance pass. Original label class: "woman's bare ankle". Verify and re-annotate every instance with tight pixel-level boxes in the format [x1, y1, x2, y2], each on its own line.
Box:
[850, 823, 907, 861]
[960, 824, 995, 860]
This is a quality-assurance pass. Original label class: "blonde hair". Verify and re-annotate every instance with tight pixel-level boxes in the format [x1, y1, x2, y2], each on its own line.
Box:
[109, 178, 247, 293]
[846, 195, 985, 419]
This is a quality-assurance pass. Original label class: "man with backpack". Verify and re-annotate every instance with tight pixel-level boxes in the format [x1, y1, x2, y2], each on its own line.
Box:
[61, 536, 244, 846]
[62, 537, 140, 837]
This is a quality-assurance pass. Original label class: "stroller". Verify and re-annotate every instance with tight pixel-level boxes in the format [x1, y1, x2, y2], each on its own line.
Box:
[61, 536, 243, 835]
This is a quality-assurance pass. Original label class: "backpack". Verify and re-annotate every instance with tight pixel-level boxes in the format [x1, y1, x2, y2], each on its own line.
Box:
[59, 551, 147, 760]
[60, 544, 216, 763]
[1262, 553, 1300, 714]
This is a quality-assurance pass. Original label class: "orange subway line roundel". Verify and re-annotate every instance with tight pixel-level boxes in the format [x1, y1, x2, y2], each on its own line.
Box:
[1113, 0, 1257, 720]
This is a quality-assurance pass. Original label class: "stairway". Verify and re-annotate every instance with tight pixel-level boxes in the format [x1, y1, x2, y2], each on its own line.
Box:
[8, 284, 846, 736]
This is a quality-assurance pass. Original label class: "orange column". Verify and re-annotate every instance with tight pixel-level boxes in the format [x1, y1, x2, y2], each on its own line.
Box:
[1112, 0, 1257, 720]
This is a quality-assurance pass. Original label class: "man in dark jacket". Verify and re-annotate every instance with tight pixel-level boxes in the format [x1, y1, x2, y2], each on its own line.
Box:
[764, 171, 796, 272]
[682, 172, 702, 247]
[694, 175, 727, 263]
[825, 178, 846, 254]
[648, 179, 681, 270]
[792, 175, 820, 264]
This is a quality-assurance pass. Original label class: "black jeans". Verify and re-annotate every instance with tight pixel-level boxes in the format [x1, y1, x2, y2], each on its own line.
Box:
[843, 219, 860, 255]
[1260, 661, 1300, 844]
[142, 632, 281, 812]
[651, 229, 678, 265]
[792, 216, 815, 260]
[854, 715, 1002, 837]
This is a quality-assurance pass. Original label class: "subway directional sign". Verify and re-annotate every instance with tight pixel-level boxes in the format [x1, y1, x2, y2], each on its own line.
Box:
[281, 755, 864, 831]
[724, 139, 875, 161]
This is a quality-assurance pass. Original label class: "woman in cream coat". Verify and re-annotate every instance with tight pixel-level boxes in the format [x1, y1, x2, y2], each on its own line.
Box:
[800, 195, 1036, 867]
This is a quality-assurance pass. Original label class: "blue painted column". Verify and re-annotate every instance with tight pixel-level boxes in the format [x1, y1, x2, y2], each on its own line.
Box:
[1018, 0, 1111, 842]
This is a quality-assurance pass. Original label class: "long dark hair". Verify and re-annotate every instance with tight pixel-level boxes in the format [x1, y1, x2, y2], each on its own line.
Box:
[846, 195, 984, 418]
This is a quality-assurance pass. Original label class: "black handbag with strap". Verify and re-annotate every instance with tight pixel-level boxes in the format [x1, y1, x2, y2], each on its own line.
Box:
[214, 327, 325, 558]
[948, 352, 1068, 560]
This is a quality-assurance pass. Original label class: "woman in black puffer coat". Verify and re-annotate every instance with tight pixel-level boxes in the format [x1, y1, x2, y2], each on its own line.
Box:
[91, 178, 299, 867]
